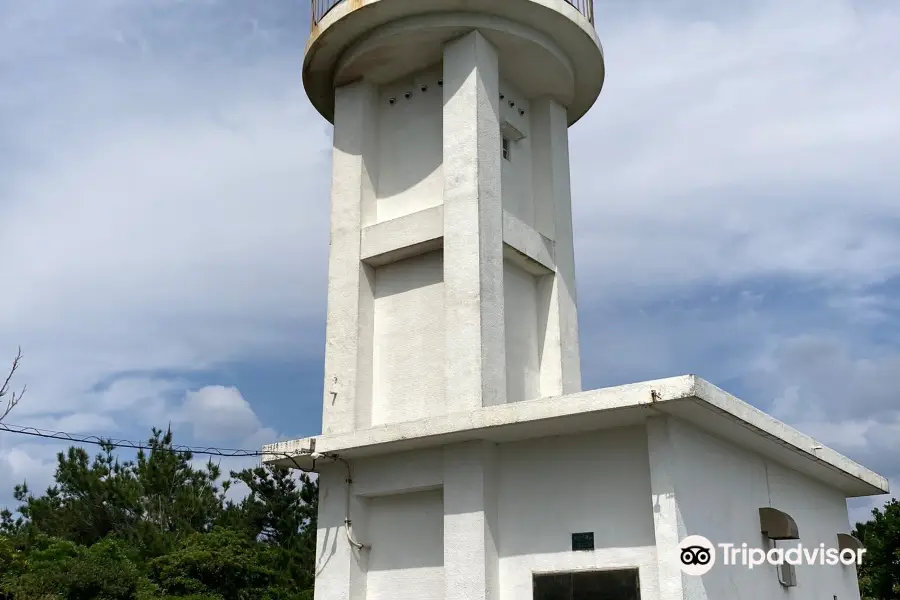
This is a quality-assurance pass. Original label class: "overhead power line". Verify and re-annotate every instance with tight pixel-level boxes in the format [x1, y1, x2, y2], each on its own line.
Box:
[0, 422, 264, 457]
[0, 421, 279, 458]
[0, 422, 316, 473]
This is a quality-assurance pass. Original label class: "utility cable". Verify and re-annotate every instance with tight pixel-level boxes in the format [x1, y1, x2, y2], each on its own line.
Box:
[0, 421, 309, 467]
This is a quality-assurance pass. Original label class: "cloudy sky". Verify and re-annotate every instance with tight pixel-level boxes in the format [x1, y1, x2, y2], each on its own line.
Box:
[1, 0, 898, 524]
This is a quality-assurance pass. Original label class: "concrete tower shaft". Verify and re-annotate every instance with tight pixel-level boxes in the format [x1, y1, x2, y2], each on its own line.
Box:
[311, 0, 606, 438]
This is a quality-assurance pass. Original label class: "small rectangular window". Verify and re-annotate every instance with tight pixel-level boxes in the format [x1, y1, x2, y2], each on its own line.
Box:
[502, 136, 511, 161]
[571, 532, 595, 551]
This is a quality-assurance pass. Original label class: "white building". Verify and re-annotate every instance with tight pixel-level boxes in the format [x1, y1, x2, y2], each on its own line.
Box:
[264, 0, 889, 598]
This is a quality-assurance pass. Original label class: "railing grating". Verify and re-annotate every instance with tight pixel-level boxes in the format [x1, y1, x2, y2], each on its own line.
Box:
[311, 0, 594, 27]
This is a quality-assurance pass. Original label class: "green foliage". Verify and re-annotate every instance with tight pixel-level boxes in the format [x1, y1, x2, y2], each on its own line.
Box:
[9, 429, 229, 560]
[854, 498, 900, 600]
[0, 428, 317, 599]
[230, 467, 318, 591]
[148, 528, 277, 598]
[2, 537, 141, 599]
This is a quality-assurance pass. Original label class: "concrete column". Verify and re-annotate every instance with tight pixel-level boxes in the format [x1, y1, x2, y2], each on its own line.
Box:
[313, 464, 369, 600]
[531, 97, 582, 397]
[322, 81, 378, 435]
[443, 30, 507, 410]
[443, 442, 500, 600]
[647, 417, 705, 600]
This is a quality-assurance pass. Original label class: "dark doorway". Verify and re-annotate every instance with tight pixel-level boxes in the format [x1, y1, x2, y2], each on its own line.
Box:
[533, 569, 641, 600]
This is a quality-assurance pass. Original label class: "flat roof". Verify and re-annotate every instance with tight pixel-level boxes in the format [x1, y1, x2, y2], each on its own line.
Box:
[263, 374, 889, 498]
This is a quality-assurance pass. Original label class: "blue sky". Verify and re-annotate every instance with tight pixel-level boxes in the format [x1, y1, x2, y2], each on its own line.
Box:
[1, 0, 898, 524]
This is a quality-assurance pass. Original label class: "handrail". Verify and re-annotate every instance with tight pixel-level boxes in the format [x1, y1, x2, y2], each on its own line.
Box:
[311, 0, 594, 28]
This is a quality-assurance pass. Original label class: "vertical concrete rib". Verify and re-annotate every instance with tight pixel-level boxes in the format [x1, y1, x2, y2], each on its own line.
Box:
[647, 417, 691, 600]
[531, 97, 582, 396]
[444, 441, 500, 600]
[443, 30, 507, 410]
[322, 81, 378, 435]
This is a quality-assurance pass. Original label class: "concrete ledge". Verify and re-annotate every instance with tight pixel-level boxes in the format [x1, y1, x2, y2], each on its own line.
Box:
[361, 205, 444, 266]
[264, 376, 688, 462]
[263, 374, 889, 498]
[502, 210, 555, 273]
[304, 0, 604, 125]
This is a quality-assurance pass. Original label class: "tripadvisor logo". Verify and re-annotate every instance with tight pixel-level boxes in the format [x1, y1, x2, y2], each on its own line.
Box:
[675, 535, 866, 576]
[678, 535, 716, 576]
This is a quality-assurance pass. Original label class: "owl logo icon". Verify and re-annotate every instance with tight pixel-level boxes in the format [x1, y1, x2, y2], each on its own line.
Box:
[677, 535, 716, 576]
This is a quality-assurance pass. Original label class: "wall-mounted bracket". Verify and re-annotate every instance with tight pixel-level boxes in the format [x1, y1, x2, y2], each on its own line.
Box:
[501, 120, 526, 142]
[759, 507, 800, 540]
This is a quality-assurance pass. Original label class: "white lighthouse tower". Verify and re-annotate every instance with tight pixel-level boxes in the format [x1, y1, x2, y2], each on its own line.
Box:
[265, 1, 889, 599]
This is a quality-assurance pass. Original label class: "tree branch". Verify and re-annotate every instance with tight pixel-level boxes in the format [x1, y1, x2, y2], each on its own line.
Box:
[0, 346, 26, 423]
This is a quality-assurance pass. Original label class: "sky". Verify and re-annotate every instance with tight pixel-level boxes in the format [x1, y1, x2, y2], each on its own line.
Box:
[1, 0, 898, 525]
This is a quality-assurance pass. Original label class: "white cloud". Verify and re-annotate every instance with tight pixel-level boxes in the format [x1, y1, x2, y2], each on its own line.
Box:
[0, 2, 330, 422]
[0, 442, 62, 503]
[758, 335, 900, 423]
[177, 385, 263, 443]
[573, 0, 900, 296]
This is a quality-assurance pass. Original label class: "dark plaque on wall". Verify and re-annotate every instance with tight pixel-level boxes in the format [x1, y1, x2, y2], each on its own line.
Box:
[571, 532, 595, 551]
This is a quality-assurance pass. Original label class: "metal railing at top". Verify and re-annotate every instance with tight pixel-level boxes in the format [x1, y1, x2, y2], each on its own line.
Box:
[565, 0, 594, 25]
[311, 0, 594, 28]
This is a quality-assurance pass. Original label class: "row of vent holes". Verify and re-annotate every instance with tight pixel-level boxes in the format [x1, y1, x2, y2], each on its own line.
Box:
[388, 81, 442, 104]
[500, 93, 526, 116]
[386, 83, 526, 116]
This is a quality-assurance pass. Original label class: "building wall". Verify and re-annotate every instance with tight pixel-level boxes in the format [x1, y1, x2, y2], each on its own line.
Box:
[499, 78, 535, 229]
[497, 427, 661, 600]
[315, 428, 660, 600]
[366, 489, 445, 600]
[375, 66, 444, 223]
[316, 421, 862, 600]
[373, 69, 549, 232]
[667, 418, 860, 600]
[503, 258, 541, 403]
[767, 460, 861, 600]
[371, 250, 445, 426]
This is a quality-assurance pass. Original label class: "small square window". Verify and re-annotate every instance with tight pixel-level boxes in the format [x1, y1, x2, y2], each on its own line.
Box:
[571, 532, 594, 551]
[502, 136, 511, 161]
